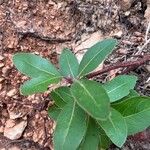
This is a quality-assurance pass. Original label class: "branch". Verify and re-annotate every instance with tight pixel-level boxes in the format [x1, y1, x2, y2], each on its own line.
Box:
[86, 55, 150, 79]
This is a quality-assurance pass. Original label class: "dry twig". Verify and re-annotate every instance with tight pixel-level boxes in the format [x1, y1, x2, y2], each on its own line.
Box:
[86, 55, 150, 78]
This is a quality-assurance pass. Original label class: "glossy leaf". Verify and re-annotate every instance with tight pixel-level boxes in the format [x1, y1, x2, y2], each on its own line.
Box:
[13, 53, 60, 78]
[48, 105, 61, 120]
[103, 75, 137, 102]
[78, 39, 117, 77]
[97, 108, 127, 147]
[78, 118, 100, 150]
[112, 96, 150, 135]
[59, 48, 79, 78]
[21, 76, 60, 95]
[50, 86, 73, 107]
[71, 79, 110, 120]
[54, 101, 87, 150]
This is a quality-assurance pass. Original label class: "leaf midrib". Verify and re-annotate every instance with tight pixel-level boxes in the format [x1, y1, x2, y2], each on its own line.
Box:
[22, 60, 56, 76]
[62, 101, 76, 148]
[78, 81, 99, 106]
[106, 83, 127, 94]
[24, 76, 60, 87]
[65, 53, 75, 78]
[78, 42, 114, 77]
[124, 107, 150, 118]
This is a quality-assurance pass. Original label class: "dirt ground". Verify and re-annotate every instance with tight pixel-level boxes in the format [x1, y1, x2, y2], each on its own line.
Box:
[0, 0, 150, 150]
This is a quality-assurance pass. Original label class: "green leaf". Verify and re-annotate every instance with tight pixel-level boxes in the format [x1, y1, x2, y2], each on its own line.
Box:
[59, 48, 79, 78]
[97, 108, 127, 148]
[99, 127, 111, 149]
[112, 96, 150, 135]
[71, 79, 110, 120]
[21, 76, 61, 95]
[50, 86, 73, 108]
[78, 118, 100, 150]
[78, 39, 117, 77]
[54, 101, 87, 150]
[13, 53, 61, 78]
[13, 53, 62, 95]
[103, 75, 137, 102]
[100, 133, 111, 149]
[48, 105, 61, 120]
[127, 89, 139, 97]
[111, 89, 140, 106]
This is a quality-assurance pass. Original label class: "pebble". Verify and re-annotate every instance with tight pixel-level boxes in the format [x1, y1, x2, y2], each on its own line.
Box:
[5, 119, 16, 128]
[120, 0, 133, 11]
[2, 66, 10, 75]
[0, 126, 4, 133]
[134, 32, 142, 36]
[113, 30, 123, 38]
[125, 11, 130, 16]
[0, 78, 4, 82]
[0, 55, 4, 60]
[7, 89, 17, 97]
[8, 111, 23, 119]
[4, 119, 27, 140]
[0, 63, 4, 68]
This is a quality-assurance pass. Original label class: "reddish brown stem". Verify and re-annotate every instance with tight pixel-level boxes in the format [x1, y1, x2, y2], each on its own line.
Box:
[86, 55, 150, 79]
[64, 77, 73, 84]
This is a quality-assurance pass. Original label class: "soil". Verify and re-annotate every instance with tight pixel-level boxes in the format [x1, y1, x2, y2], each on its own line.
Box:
[0, 0, 150, 150]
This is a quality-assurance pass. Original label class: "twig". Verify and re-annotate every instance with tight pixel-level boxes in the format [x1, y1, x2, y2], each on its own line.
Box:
[139, 38, 150, 52]
[86, 55, 150, 79]
[145, 22, 150, 41]
[18, 31, 71, 43]
[138, 22, 150, 54]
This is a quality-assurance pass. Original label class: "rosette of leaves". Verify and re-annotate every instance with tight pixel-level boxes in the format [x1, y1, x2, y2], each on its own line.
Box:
[13, 39, 150, 150]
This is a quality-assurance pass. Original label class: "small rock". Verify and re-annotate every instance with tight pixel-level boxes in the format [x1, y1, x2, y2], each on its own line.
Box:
[0, 55, 4, 60]
[113, 30, 123, 38]
[0, 126, 4, 133]
[4, 119, 27, 140]
[134, 32, 142, 36]
[7, 89, 17, 97]
[0, 63, 4, 68]
[5, 119, 16, 128]
[2, 66, 11, 75]
[8, 111, 23, 119]
[122, 40, 133, 45]
[120, 0, 133, 11]
[74, 31, 104, 62]
[0, 77, 4, 82]
[124, 11, 130, 16]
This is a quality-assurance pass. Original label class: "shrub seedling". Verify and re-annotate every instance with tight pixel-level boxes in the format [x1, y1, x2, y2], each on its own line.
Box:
[13, 39, 150, 150]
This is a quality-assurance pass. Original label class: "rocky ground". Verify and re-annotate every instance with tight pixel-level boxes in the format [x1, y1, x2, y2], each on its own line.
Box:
[0, 0, 150, 150]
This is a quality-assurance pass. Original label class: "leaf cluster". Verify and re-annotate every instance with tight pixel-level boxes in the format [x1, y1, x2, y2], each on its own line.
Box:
[13, 39, 150, 150]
